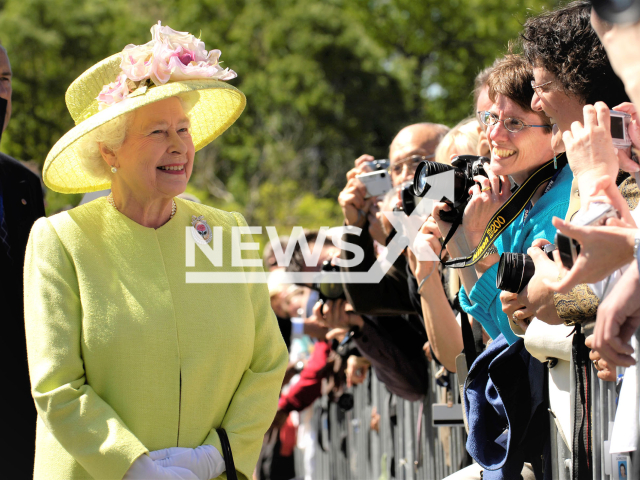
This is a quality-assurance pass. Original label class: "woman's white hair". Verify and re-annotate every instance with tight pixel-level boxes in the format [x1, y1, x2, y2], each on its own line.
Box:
[75, 96, 193, 182]
[76, 113, 133, 182]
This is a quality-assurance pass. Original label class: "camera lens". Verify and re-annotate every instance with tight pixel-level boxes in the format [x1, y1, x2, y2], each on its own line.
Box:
[337, 393, 354, 411]
[319, 281, 344, 300]
[496, 252, 536, 293]
[315, 260, 345, 300]
[413, 161, 455, 197]
[413, 162, 429, 196]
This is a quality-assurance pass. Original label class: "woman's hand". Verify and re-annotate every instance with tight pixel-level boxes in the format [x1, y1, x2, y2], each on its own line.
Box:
[432, 201, 455, 241]
[150, 446, 225, 480]
[407, 216, 442, 284]
[514, 241, 563, 325]
[123, 453, 200, 479]
[585, 335, 617, 382]
[500, 290, 531, 333]
[462, 171, 511, 250]
[562, 104, 637, 201]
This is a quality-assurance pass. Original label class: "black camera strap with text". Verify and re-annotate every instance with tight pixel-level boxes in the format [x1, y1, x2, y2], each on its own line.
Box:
[444, 153, 567, 269]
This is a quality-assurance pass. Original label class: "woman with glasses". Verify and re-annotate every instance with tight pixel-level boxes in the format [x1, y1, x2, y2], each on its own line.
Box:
[435, 54, 572, 343]
[435, 55, 574, 479]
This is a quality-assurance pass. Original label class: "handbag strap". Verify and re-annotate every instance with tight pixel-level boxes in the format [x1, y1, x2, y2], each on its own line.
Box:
[216, 428, 238, 480]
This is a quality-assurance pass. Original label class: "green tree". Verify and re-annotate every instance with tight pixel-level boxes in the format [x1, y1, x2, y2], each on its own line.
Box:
[0, 0, 558, 230]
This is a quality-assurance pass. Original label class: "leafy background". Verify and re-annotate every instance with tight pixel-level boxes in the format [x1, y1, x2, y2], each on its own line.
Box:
[0, 0, 559, 243]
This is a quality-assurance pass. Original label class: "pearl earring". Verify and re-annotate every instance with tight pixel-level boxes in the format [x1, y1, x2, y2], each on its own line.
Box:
[111, 167, 117, 173]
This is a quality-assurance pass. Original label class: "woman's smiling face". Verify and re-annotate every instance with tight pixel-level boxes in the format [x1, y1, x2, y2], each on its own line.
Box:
[108, 97, 195, 201]
[487, 93, 554, 184]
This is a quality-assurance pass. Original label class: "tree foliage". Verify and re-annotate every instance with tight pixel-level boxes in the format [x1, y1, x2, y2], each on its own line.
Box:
[0, 0, 558, 234]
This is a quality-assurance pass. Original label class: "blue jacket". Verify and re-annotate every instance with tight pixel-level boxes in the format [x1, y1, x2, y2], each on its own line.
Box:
[460, 162, 573, 344]
[464, 334, 549, 479]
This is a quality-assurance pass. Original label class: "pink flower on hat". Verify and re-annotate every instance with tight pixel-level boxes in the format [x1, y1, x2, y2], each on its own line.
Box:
[120, 45, 154, 82]
[98, 21, 237, 109]
[96, 73, 132, 110]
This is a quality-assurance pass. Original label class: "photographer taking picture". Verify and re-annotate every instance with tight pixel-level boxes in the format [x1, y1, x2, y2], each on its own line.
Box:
[434, 54, 572, 344]
[430, 54, 572, 479]
[337, 122, 448, 315]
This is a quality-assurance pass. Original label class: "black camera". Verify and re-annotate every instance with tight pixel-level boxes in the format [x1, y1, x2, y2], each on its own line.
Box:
[496, 244, 556, 294]
[592, 0, 640, 25]
[398, 182, 418, 215]
[412, 155, 489, 223]
[555, 202, 619, 269]
[312, 260, 346, 301]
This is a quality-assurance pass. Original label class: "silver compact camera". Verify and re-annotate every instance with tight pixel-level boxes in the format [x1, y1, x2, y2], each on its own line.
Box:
[610, 110, 632, 148]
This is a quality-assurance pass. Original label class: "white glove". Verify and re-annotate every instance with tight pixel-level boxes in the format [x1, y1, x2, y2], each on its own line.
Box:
[123, 453, 200, 479]
[150, 445, 226, 480]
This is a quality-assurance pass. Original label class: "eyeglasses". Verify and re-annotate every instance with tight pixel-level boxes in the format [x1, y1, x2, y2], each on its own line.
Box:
[530, 80, 553, 95]
[477, 111, 551, 133]
[388, 155, 435, 177]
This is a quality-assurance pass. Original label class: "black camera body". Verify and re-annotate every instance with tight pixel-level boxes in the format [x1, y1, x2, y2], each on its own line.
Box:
[412, 155, 489, 223]
[397, 182, 418, 215]
[496, 244, 557, 294]
[555, 202, 620, 270]
[312, 260, 346, 302]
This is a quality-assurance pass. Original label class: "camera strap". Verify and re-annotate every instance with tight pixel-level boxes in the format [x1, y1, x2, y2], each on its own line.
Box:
[443, 153, 567, 269]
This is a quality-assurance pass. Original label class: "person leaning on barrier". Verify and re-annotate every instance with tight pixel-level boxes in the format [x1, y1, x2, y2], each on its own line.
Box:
[337, 122, 448, 315]
[434, 54, 569, 479]
[435, 54, 568, 343]
[509, 0, 636, 330]
[406, 118, 484, 373]
[23, 23, 288, 480]
[316, 297, 430, 402]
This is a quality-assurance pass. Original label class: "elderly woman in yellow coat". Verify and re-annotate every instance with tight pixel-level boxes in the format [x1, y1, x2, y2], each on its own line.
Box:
[24, 23, 288, 480]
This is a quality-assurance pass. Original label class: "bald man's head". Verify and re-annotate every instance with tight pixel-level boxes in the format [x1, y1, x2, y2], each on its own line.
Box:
[388, 123, 449, 186]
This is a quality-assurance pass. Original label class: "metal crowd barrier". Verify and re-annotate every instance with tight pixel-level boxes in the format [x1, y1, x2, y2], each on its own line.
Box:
[587, 327, 639, 480]
[548, 326, 640, 480]
[306, 362, 470, 480]
[299, 329, 639, 480]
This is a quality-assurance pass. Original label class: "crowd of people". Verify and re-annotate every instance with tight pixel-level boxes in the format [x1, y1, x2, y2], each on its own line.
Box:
[263, 2, 640, 479]
[3, 1, 640, 479]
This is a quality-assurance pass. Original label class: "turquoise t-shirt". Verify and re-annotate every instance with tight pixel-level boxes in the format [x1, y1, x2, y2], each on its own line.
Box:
[459, 163, 573, 344]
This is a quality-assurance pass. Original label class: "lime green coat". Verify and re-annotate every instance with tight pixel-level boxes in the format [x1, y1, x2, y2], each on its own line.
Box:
[24, 197, 288, 480]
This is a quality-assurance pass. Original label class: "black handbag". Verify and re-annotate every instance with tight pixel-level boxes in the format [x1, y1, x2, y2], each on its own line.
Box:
[216, 428, 238, 480]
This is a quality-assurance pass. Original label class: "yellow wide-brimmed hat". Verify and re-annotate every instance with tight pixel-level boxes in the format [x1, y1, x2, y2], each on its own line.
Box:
[43, 22, 246, 194]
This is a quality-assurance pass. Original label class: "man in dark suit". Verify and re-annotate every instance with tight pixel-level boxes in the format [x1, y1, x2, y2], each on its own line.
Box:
[0, 42, 46, 477]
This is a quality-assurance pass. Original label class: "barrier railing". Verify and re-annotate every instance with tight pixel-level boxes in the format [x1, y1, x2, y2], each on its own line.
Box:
[301, 329, 639, 480]
[586, 327, 639, 480]
[307, 362, 470, 480]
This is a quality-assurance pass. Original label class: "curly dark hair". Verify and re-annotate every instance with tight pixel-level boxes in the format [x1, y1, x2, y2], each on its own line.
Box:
[521, 0, 628, 107]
